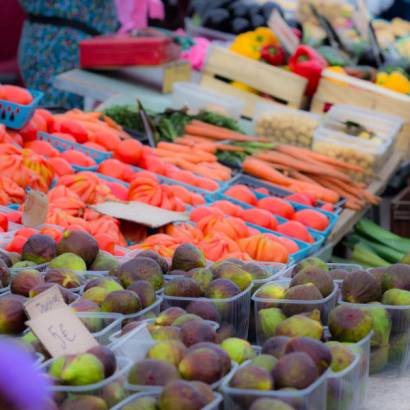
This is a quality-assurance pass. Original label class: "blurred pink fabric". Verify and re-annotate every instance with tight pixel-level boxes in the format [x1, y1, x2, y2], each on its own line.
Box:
[115, 0, 164, 32]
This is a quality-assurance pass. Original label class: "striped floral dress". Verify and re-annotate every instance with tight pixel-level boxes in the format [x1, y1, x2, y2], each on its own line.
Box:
[18, 0, 118, 108]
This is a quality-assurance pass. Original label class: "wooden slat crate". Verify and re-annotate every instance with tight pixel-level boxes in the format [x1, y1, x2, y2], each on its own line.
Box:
[201, 47, 308, 118]
[311, 70, 410, 158]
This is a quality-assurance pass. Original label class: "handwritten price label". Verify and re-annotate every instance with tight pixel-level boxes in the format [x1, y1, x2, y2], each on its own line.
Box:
[27, 307, 98, 357]
[24, 285, 66, 319]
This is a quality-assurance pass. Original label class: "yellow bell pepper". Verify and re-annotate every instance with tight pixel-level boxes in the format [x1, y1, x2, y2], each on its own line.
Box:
[377, 71, 410, 94]
[230, 32, 261, 60]
[231, 81, 258, 94]
[327, 66, 348, 85]
[254, 27, 278, 47]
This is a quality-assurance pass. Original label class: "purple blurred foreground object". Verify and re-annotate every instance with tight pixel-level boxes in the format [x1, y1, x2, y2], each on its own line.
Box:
[0, 339, 51, 410]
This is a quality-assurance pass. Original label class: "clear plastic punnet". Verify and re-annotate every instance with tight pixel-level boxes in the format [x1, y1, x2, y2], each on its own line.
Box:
[253, 102, 320, 147]
[172, 82, 245, 119]
[313, 125, 393, 180]
[339, 299, 410, 377]
[111, 390, 223, 410]
[221, 360, 329, 410]
[252, 279, 338, 345]
[42, 356, 132, 403]
[324, 104, 403, 144]
[326, 351, 362, 410]
[162, 283, 253, 338]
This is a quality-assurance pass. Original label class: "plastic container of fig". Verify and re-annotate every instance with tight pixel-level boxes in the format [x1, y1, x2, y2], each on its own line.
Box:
[41, 356, 131, 400]
[221, 359, 330, 410]
[162, 283, 253, 339]
[326, 351, 362, 410]
[109, 321, 237, 392]
[252, 279, 338, 345]
[76, 312, 122, 346]
[339, 299, 410, 377]
[112, 391, 223, 410]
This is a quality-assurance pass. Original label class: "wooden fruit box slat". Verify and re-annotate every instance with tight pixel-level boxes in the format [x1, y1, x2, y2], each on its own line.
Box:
[200, 47, 308, 118]
[311, 70, 410, 157]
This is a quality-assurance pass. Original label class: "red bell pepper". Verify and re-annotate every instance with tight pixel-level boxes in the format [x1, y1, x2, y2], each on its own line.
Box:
[289, 45, 327, 97]
[261, 44, 286, 66]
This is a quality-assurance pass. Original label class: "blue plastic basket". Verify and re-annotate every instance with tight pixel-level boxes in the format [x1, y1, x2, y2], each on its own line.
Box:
[0, 89, 43, 129]
[71, 164, 98, 172]
[225, 173, 345, 214]
[37, 132, 112, 163]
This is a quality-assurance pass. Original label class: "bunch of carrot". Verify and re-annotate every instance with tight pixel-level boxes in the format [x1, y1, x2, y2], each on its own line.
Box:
[243, 145, 379, 210]
[152, 141, 232, 181]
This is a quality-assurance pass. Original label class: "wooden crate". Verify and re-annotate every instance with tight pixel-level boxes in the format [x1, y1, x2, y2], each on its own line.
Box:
[200, 47, 308, 118]
[311, 70, 410, 158]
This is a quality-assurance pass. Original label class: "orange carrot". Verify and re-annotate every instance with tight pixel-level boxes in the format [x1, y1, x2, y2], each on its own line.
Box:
[242, 157, 291, 186]
[185, 122, 270, 143]
[277, 145, 367, 174]
[255, 151, 352, 182]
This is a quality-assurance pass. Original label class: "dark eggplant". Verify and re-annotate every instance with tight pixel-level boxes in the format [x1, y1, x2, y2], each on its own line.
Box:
[230, 17, 251, 34]
[247, 3, 262, 17]
[228, 1, 249, 19]
[250, 14, 266, 30]
[202, 8, 231, 31]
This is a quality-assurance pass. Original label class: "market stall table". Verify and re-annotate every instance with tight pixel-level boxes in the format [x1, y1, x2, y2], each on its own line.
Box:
[54, 65, 191, 111]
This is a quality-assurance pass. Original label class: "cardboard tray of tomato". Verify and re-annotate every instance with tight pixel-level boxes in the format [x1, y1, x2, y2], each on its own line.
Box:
[0, 89, 43, 130]
[215, 189, 337, 239]
[37, 132, 112, 163]
[223, 174, 345, 213]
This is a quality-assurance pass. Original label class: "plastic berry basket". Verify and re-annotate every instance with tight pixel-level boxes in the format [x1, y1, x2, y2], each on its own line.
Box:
[339, 299, 410, 377]
[162, 283, 253, 338]
[224, 173, 346, 213]
[76, 312, 122, 345]
[221, 360, 329, 410]
[42, 356, 131, 406]
[0, 89, 43, 129]
[326, 351, 362, 410]
[37, 132, 112, 163]
[252, 279, 338, 345]
[112, 391, 223, 410]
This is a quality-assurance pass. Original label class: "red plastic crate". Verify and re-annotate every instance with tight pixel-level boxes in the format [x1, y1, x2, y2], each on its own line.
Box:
[79, 29, 180, 68]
